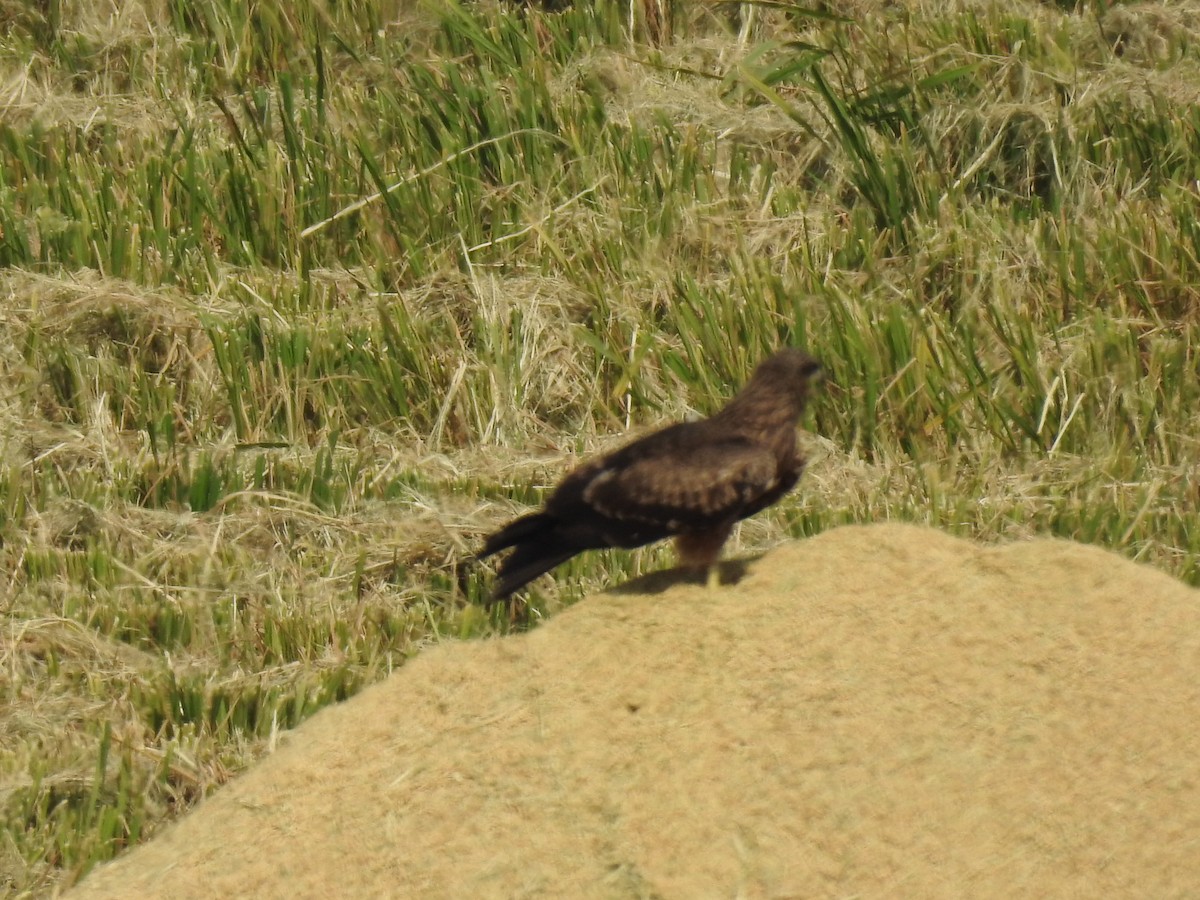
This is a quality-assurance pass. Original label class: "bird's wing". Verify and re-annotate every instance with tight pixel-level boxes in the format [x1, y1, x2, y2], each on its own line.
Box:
[577, 438, 780, 529]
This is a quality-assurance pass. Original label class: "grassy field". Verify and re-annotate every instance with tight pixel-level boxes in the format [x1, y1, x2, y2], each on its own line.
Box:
[2, 0, 1199, 893]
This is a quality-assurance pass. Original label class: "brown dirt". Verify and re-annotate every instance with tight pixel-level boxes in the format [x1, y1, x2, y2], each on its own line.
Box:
[65, 524, 1200, 899]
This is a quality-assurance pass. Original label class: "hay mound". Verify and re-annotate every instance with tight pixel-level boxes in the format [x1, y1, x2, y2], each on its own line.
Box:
[67, 524, 1200, 899]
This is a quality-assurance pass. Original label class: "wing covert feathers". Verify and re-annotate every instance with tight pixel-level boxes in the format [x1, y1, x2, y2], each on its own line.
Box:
[579, 440, 778, 526]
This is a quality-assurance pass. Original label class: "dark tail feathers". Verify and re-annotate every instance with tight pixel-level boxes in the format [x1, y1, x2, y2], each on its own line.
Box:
[477, 513, 580, 601]
[478, 512, 553, 560]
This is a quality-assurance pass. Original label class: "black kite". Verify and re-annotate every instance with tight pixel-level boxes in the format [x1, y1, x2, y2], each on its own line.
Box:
[478, 348, 824, 601]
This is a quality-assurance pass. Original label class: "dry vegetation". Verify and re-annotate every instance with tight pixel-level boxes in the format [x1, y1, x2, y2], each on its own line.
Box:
[2, 0, 1199, 894]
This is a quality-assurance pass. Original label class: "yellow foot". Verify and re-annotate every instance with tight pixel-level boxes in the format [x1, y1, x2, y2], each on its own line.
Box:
[706, 565, 721, 591]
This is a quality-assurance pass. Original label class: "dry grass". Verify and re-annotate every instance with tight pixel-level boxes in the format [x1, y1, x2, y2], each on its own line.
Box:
[2, 0, 1199, 894]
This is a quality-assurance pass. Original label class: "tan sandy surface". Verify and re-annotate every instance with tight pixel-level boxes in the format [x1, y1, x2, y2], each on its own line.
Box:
[66, 524, 1200, 899]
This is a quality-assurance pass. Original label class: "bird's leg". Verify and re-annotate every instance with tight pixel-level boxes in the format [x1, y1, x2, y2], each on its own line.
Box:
[705, 564, 721, 591]
[676, 525, 733, 590]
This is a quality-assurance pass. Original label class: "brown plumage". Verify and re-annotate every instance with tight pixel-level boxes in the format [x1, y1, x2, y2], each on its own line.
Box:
[477, 348, 824, 601]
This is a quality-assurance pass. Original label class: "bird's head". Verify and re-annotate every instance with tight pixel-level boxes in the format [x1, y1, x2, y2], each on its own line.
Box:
[714, 347, 824, 426]
[750, 347, 824, 400]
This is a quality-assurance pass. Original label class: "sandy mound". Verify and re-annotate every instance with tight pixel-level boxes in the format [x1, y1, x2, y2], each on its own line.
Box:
[66, 524, 1200, 899]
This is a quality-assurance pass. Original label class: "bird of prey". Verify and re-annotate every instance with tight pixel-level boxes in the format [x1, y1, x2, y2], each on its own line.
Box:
[477, 348, 824, 601]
